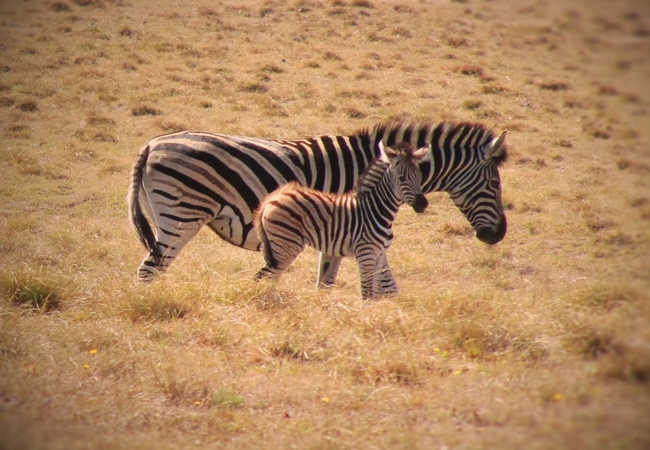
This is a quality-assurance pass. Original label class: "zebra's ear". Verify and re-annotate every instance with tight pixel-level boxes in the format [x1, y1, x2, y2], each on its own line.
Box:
[413, 143, 432, 164]
[378, 141, 388, 162]
[379, 141, 397, 162]
[485, 131, 507, 160]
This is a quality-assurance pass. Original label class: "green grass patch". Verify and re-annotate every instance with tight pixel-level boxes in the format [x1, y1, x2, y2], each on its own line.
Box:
[1, 272, 65, 313]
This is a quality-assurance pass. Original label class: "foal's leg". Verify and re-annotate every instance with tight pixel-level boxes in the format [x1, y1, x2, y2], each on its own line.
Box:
[375, 252, 398, 297]
[255, 222, 305, 280]
[317, 254, 343, 287]
[355, 246, 383, 300]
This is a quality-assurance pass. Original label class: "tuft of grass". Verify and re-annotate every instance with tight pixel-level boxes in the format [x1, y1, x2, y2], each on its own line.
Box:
[207, 390, 244, 408]
[573, 284, 637, 310]
[259, 7, 274, 17]
[5, 124, 31, 139]
[457, 64, 483, 76]
[601, 341, 650, 384]
[51, 2, 72, 12]
[269, 339, 311, 361]
[539, 81, 571, 91]
[260, 63, 284, 74]
[583, 122, 611, 139]
[345, 107, 367, 119]
[597, 84, 619, 96]
[1, 272, 64, 313]
[130, 104, 161, 116]
[481, 84, 507, 94]
[126, 294, 191, 322]
[238, 82, 269, 93]
[153, 368, 208, 405]
[323, 51, 343, 61]
[0, 96, 15, 107]
[440, 223, 473, 237]
[91, 131, 117, 142]
[358, 359, 420, 385]
[17, 101, 39, 112]
[463, 99, 482, 110]
[447, 36, 469, 47]
[450, 321, 512, 359]
[567, 327, 617, 359]
[350, 0, 374, 7]
[86, 114, 115, 125]
[197, 6, 219, 16]
[118, 25, 136, 37]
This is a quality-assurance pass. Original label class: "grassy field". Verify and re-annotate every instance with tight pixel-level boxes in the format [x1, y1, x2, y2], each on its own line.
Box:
[1, 0, 649, 448]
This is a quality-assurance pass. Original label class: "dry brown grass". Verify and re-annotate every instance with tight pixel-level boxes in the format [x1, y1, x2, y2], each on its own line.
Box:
[1, 0, 650, 448]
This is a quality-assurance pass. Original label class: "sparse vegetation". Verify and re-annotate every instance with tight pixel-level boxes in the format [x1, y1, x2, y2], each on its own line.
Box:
[0, 0, 648, 449]
[130, 104, 161, 116]
[16, 101, 38, 112]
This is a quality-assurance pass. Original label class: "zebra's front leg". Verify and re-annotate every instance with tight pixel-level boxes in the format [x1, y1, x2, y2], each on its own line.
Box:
[356, 251, 382, 300]
[375, 252, 398, 297]
[317, 253, 343, 287]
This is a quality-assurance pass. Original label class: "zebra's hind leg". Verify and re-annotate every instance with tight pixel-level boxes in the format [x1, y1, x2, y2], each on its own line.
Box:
[136, 220, 203, 282]
[317, 254, 343, 287]
[137, 249, 164, 282]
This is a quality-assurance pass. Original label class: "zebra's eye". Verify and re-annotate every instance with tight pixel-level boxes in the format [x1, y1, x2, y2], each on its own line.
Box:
[489, 180, 500, 190]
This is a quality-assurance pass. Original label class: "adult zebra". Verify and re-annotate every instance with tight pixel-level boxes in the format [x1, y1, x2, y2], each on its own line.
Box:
[128, 120, 508, 284]
[255, 141, 430, 299]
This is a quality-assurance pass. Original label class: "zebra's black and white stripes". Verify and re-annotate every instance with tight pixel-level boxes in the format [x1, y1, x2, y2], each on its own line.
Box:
[128, 121, 508, 283]
[254, 142, 430, 299]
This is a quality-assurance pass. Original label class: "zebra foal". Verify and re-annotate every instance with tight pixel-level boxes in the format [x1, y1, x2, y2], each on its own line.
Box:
[254, 142, 431, 300]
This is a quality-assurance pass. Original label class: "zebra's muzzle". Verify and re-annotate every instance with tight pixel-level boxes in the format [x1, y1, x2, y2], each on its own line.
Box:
[475, 214, 507, 245]
[411, 194, 428, 213]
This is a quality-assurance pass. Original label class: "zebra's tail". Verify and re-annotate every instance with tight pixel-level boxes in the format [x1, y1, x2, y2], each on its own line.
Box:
[127, 143, 162, 262]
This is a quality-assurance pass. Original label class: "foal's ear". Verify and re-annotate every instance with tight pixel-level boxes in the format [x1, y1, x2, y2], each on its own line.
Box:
[485, 131, 507, 160]
[412, 143, 432, 164]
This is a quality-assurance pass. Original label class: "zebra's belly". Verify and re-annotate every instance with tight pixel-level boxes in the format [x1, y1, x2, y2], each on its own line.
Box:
[206, 213, 261, 252]
[305, 233, 354, 258]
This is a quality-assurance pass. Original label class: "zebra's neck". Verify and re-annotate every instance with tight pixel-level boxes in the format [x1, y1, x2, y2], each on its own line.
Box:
[355, 158, 390, 195]
[360, 121, 497, 193]
[356, 160, 402, 222]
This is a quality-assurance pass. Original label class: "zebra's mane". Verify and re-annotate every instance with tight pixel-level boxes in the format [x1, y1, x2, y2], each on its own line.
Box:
[355, 120, 508, 166]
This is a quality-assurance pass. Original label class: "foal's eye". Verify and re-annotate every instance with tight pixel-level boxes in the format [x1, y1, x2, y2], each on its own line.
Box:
[489, 180, 500, 190]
